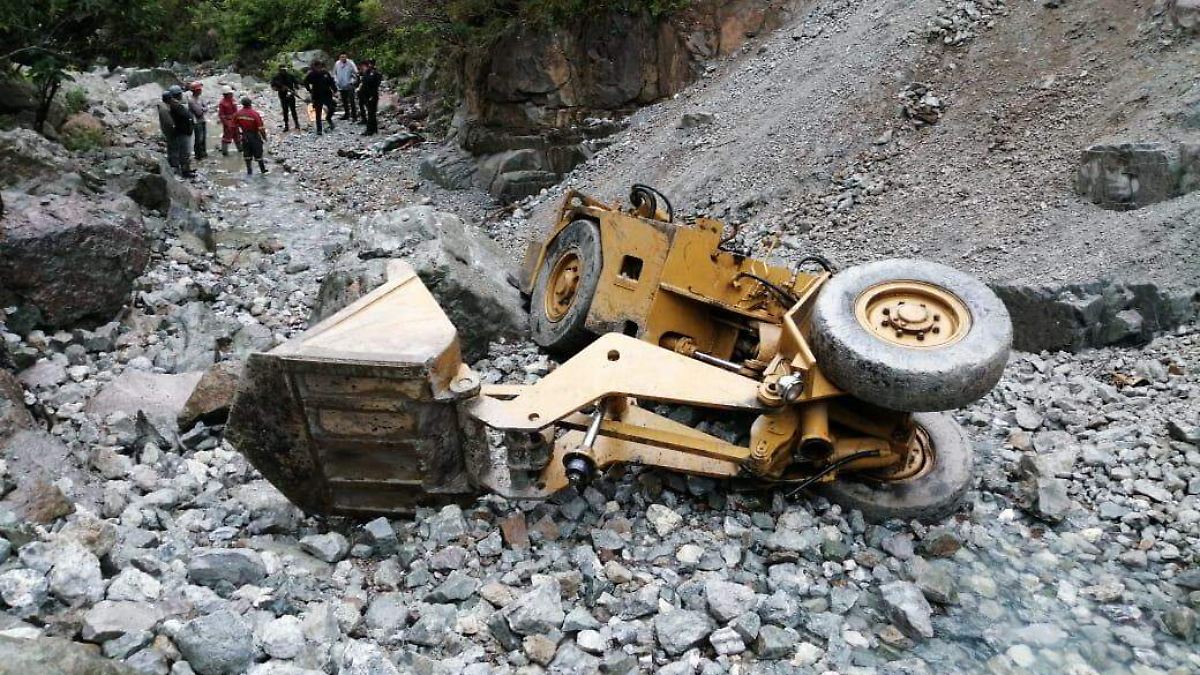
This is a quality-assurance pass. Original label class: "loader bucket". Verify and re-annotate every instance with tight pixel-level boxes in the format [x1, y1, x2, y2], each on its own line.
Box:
[226, 261, 487, 516]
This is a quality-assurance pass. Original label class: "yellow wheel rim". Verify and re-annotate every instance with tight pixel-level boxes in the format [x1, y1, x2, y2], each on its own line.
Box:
[544, 251, 582, 322]
[854, 281, 971, 349]
[871, 423, 935, 482]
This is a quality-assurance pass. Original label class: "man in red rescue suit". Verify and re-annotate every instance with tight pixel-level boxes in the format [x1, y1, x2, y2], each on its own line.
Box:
[217, 87, 240, 156]
[232, 97, 269, 175]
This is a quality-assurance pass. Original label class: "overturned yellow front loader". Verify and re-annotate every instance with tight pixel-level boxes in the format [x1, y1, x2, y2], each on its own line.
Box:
[227, 187, 1012, 522]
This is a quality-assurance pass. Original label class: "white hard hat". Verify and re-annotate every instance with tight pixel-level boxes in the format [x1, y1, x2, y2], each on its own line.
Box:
[222, 86, 234, 95]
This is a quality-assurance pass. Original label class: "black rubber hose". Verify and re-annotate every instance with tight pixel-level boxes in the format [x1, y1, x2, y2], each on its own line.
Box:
[794, 254, 836, 274]
[782, 449, 884, 498]
[735, 272, 800, 307]
[630, 183, 673, 222]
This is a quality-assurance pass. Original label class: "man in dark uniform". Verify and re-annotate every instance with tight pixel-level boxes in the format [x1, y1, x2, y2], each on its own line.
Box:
[303, 60, 338, 135]
[270, 64, 301, 132]
[166, 86, 196, 178]
[359, 59, 383, 137]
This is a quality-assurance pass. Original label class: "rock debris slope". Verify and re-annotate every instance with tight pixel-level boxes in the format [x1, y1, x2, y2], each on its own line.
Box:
[511, 0, 1199, 343]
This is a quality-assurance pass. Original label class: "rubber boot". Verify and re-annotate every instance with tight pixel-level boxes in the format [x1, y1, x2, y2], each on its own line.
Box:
[245, 158, 253, 176]
[220, 143, 228, 156]
[258, 160, 269, 174]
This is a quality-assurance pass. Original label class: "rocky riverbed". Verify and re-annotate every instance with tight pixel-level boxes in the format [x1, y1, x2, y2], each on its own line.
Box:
[1, 43, 1199, 675]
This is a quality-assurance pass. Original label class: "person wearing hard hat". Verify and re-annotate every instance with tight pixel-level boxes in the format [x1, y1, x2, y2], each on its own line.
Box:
[232, 96, 269, 176]
[156, 90, 178, 169]
[217, 87, 240, 156]
[166, 85, 195, 178]
[187, 82, 209, 160]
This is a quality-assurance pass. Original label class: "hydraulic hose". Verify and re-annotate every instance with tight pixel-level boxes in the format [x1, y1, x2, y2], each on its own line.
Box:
[630, 184, 674, 222]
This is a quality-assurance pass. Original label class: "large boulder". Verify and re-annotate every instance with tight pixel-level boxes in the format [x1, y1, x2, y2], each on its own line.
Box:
[284, 50, 331, 73]
[320, 207, 528, 360]
[418, 146, 479, 191]
[309, 258, 390, 326]
[0, 635, 138, 675]
[127, 159, 201, 213]
[0, 370, 35, 443]
[86, 370, 204, 438]
[0, 192, 149, 331]
[174, 610, 254, 675]
[1075, 143, 1176, 210]
[177, 360, 244, 430]
[59, 112, 107, 149]
[4, 472, 75, 524]
[1168, 0, 1200, 32]
[124, 68, 181, 90]
[117, 83, 165, 116]
[0, 76, 67, 133]
[60, 69, 127, 114]
[0, 76, 39, 115]
[991, 280, 1197, 352]
[1074, 142, 1200, 210]
[158, 301, 239, 373]
[0, 128, 80, 189]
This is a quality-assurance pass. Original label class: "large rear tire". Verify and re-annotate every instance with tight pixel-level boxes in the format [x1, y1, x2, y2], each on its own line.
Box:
[810, 259, 1011, 412]
[530, 220, 603, 354]
[817, 412, 973, 523]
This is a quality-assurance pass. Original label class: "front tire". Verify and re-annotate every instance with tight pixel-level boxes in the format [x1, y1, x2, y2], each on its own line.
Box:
[810, 259, 1011, 412]
[530, 220, 603, 354]
[817, 412, 973, 523]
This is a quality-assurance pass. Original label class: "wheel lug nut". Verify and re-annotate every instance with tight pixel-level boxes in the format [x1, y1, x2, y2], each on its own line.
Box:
[917, 333, 925, 341]
[932, 327, 940, 334]
[933, 314, 941, 321]
[882, 308, 890, 315]
[881, 320, 890, 327]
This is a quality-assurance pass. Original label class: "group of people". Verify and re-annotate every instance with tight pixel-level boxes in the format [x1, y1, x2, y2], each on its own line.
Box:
[269, 54, 383, 136]
[155, 54, 383, 179]
[156, 82, 270, 177]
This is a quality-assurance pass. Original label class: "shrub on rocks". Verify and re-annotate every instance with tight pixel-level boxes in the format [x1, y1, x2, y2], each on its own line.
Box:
[60, 112, 108, 152]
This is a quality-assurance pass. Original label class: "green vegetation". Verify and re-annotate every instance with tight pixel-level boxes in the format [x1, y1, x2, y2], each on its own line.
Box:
[168, 0, 686, 90]
[1, 0, 689, 134]
[1, 0, 193, 132]
[61, 124, 105, 152]
[185, 0, 364, 65]
[62, 87, 88, 115]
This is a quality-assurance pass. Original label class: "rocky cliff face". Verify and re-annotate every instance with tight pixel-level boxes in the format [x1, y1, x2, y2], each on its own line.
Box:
[429, 0, 800, 201]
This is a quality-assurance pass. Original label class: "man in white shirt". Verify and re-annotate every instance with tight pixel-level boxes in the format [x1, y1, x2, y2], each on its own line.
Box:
[333, 53, 359, 122]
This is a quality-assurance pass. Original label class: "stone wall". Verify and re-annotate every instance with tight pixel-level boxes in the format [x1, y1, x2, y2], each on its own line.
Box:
[1166, 0, 1200, 32]
[992, 281, 1198, 353]
[437, 0, 800, 201]
[1075, 142, 1200, 210]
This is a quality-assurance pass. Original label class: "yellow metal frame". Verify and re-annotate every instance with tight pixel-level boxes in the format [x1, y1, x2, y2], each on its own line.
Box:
[496, 196, 925, 497]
